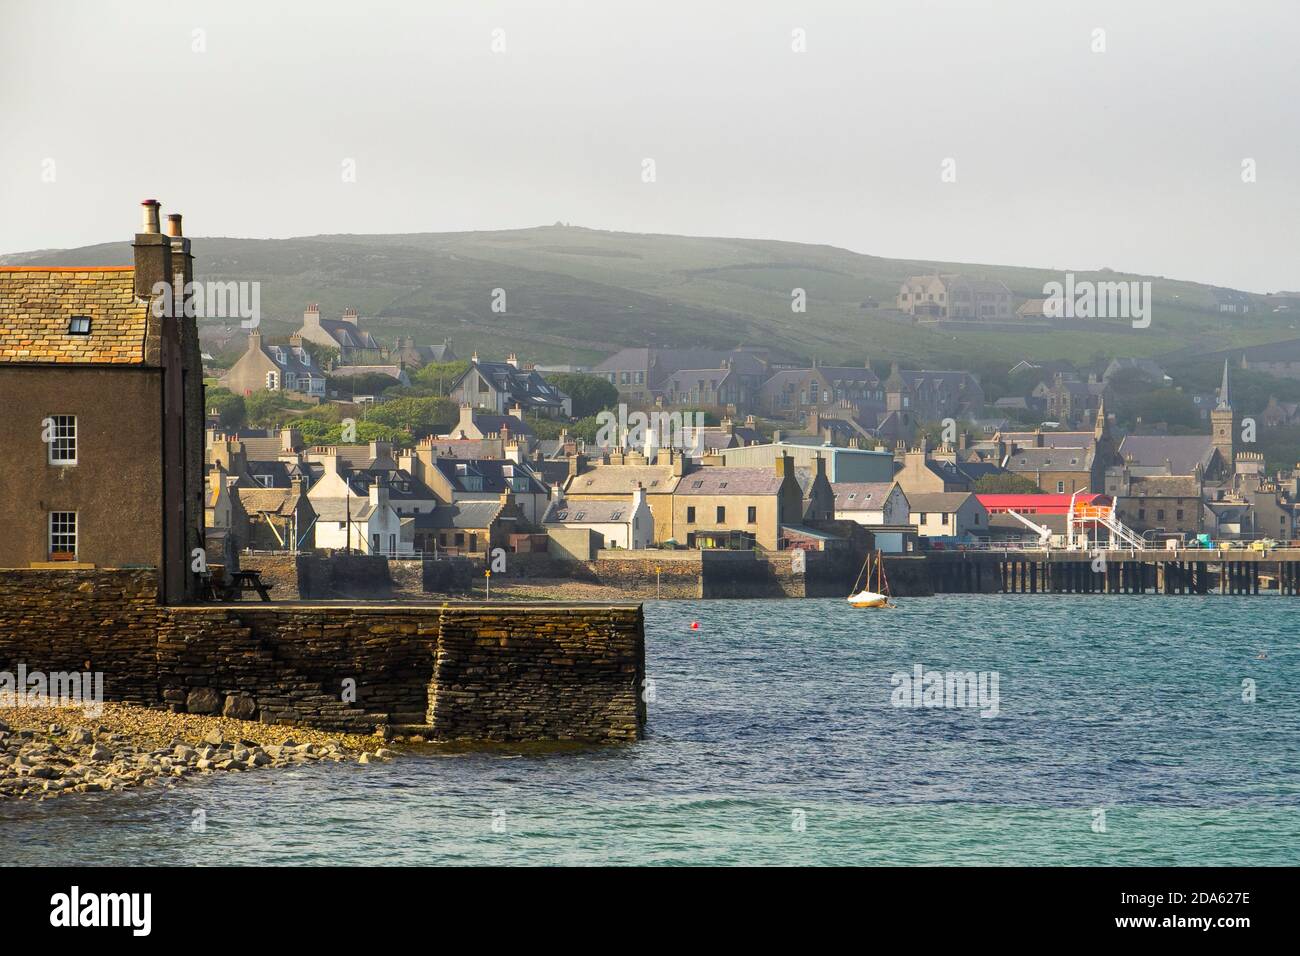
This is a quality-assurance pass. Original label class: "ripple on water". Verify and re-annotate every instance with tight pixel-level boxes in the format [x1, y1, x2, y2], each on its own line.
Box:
[1, 596, 1297, 865]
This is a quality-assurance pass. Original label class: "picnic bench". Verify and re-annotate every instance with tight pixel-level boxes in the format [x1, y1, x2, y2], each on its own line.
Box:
[201, 567, 274, 602]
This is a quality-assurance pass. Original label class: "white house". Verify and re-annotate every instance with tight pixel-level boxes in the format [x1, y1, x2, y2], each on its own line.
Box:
[907, 491, 989, 538]
[832, 482, 909, 526]
[308, 470, 412, 555]
[543, 486, 654, 550]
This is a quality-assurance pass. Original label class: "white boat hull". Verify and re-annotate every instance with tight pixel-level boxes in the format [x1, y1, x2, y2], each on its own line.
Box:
[847, 590, 889, 608]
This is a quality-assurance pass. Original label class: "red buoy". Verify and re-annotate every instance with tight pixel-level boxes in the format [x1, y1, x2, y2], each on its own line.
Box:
[690, 621, 700, 630]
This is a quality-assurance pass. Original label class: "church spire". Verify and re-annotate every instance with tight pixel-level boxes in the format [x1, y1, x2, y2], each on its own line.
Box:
[1216, 357, 1232, 411]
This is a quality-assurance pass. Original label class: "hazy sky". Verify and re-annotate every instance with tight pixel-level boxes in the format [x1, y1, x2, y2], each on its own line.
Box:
[2, 0, 1296, 291]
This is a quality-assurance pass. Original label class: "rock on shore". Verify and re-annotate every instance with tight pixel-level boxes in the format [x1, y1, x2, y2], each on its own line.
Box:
[0, 702, 395, 802]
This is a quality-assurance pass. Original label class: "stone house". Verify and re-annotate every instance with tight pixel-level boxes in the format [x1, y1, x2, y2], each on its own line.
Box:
[593, 347, 772, 409]
[448, 354, 571, 418]
[391, 336, 456, 368]
[294, 304, 384, 364]
[832, 482, 910, 526]
[896, 275, 1013, 321]
[426, 457, 550, 526]
[561, 456, 685, 543]
[907, 492, 990, 538]
[671, 453, 805, 551]
[219, 332, 325, 398]
[0, 199, 205, 601]
[1109, 472, 1204, 537]
[543, 486, 654, 550]
[308, 472, 412, 555]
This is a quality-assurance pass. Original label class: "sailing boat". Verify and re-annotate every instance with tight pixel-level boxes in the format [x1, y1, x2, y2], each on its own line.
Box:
[847, 551, 896, 609]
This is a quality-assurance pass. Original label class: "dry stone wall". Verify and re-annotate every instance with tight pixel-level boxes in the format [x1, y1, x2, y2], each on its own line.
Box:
[0, 568, 644, 743]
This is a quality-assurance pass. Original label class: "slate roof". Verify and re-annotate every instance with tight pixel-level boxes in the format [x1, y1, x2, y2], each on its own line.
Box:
[312, 496, 376, 522]
[434, 458, 547, 495]
[676, 467, 785, 496]
[907, 492, 980, 512]
[0, 268, 152, 365]
[832, 482, 898, 511]
[316, 318, 381, 351]
[543, 498, 634, 524]
[1118, 435, 1217, 475]
[566, 465, 678, 495]
[425, 500, 506, 529]
[462, 361, 568, 411]
[1005, 446, 1093, 471]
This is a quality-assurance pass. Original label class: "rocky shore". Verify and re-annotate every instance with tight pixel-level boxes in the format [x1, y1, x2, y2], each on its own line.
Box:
[0, 701, 397, 802]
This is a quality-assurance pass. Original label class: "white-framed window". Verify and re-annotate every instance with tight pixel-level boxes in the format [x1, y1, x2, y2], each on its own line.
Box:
[48, 415, 77, 465]
[49, 511, 77, 559]
[266, 370, 279, 390]
[1056, 481, 1065, 493]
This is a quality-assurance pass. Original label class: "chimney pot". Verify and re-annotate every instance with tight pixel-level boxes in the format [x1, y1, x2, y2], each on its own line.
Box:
[164, 213, 183, 238]
[140, 199, 161, 234]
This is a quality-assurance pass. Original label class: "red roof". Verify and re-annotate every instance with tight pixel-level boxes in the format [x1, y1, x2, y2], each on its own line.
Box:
[977, 493, 1111, 514]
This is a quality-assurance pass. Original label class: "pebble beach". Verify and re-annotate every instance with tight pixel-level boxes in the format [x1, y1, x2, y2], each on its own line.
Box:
[0, 701, 396, 801]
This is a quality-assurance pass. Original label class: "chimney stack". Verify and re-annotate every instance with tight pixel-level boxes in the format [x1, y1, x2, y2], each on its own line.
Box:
[133, 199, 171, 298]
[342, 307, 359, 326]
[507, 352, 519, 368]
[140, 199, 161, 234]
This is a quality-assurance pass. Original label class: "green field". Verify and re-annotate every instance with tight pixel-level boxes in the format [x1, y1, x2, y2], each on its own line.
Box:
[7, 225, 1294, 369]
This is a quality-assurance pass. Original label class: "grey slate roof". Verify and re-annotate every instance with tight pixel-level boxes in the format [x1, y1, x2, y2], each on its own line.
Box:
[425, 501, 506, 530]
[543, 498, 633, 524]
[832, 482, 898, 511]
[676, 467, 784, 496]
[1118, 435, 1217, 475]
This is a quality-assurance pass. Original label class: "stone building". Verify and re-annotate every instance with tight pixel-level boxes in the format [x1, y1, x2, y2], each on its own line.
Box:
[0, 199, 205, 601]
[219, 332, 326, 397]
[895, 274, 1014, 321]
[294, 304, 384, 364]
[448, 354, 571, 418]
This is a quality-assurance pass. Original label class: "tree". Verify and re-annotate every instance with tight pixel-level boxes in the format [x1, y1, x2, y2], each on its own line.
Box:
[363, 396, 458, 437]
[543, 373, 619, 418]
[204, 387, 246, 430]
[412, 360, 469, 396]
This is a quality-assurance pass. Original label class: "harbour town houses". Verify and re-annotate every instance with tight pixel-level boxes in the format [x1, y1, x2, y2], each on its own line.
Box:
[0, 200, 206, 601]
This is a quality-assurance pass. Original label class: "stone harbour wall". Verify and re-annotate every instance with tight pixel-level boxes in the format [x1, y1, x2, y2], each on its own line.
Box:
[0, 568, 645, 743]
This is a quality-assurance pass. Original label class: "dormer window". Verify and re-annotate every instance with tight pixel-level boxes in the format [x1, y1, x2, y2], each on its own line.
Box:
[68, 316, 91, 335]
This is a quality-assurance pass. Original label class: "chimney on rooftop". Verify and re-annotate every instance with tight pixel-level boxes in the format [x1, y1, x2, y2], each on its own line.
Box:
[507, 353, 519, 368]
[133, 199, 171, 298]
[140, 199, 161, 234]
[342, 307, 359, 326]
[164, 213, 183, 238]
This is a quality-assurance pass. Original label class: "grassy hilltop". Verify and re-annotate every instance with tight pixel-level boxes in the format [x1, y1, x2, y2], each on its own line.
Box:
[5, 225, 1295, 369]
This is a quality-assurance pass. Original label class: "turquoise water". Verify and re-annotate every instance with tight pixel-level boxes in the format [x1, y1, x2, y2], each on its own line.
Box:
[3, 595, 1297, 865]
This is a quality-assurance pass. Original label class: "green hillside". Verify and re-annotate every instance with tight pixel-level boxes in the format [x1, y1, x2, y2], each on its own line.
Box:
[5, 225, 1294, 370]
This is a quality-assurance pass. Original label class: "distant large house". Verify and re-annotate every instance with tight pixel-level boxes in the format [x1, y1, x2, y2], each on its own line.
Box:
[219, 332, 326, 398]
[448, 354, 571, 418]
[592, 347, 772, 410]
[294, 304, 385, 364]
[896, 275, 1014, 322]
